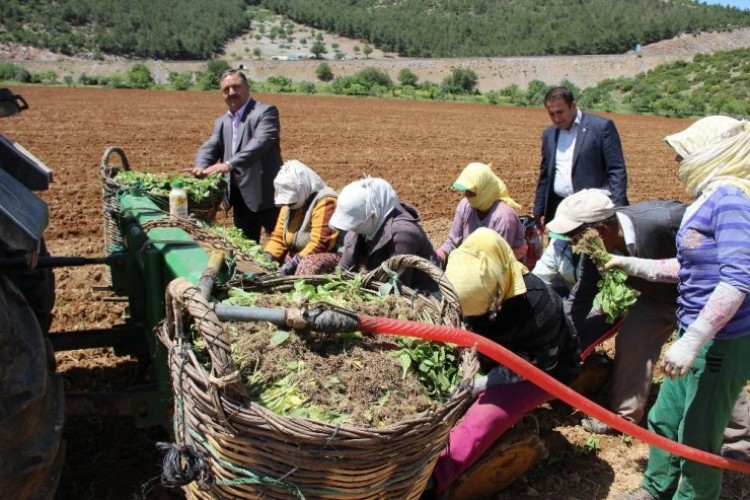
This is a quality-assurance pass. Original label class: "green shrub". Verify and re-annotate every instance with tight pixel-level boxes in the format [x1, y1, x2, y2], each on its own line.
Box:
[354, 67, 393, 89]
[315, 62, 334, 82]
[398, 68, 418, 87]
[127, 63, 154, 89]
[442, 68, 478, 95]
[266, 74, 293, 92]
[31, 71, 59, 85]
[0, 62, 31, 83]
[168, 71, 193, 90]
[297, 81, 316, 94]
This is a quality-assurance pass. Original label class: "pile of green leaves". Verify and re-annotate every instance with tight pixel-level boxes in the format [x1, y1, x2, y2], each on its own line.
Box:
[211, 275, 463, 424]
[206, 224, 277, 267]
[114, 170, 226, 203]
[396, 337, 460, 401]
[572, 228, 637, 323]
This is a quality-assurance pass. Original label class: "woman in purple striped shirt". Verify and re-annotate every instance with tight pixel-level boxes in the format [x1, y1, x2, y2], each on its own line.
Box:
[605, 116, 750, 500]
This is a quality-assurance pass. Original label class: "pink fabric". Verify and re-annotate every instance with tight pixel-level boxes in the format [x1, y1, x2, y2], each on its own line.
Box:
[432, 381, 550, 492]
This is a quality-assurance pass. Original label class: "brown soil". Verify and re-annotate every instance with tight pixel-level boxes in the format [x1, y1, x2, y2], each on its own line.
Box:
[2, 86, 748, 499]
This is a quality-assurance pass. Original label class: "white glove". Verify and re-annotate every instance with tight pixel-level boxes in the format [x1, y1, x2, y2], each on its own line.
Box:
[663, 282, 745, 378]
[604, 255, 680, 283]
[471, 365, 526, 397]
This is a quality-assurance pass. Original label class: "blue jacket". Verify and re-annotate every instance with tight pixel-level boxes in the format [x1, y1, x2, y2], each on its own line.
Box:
[533, 111, 628, 222]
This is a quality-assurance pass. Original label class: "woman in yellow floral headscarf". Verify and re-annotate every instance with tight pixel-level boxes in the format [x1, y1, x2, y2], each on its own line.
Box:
[436, 162, 528, 266]
[428, 228, 581, 498]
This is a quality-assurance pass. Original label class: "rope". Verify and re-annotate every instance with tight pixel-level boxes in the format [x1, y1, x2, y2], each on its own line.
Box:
[157, 442, 213, 489]
[187, 428, 306, 499]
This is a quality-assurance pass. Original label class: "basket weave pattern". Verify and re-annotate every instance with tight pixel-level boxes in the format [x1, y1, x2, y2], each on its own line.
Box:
[159, 257, 477, 499]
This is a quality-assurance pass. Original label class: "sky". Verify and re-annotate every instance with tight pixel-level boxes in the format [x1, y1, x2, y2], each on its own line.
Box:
[700, 0, 750, 10]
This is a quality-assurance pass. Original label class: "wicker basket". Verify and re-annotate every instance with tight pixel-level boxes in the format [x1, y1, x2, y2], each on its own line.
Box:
[99, 145, 225, 225]
[158, 256, 478, 499]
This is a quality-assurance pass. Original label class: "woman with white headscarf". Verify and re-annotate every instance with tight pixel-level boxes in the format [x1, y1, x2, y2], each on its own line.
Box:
[436, 162, 529, 266]
[329, 177, 438, 292]
[604, 117, 750, 500]
[427, 228, 581, 498]
[263, 160, 339, 275]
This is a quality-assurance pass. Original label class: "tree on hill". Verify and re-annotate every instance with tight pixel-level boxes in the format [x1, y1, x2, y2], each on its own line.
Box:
[311, 40, 328, 59]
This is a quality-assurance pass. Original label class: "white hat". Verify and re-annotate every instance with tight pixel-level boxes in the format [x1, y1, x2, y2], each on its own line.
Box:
[546, 189, 616, 235]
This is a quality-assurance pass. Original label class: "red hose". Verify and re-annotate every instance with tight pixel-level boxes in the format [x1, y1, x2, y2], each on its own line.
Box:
[357, 314, 750, 475]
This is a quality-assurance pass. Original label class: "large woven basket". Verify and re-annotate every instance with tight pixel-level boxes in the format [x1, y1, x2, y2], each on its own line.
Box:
[158, 256, 478, 499]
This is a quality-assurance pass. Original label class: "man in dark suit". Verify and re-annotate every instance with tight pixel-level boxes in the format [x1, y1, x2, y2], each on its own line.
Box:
[190, 69, 283, 242]
[533, 86, 628, 226]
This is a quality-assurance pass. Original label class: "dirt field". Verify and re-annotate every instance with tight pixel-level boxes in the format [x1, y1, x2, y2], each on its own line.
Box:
[3, 85, 749, 499]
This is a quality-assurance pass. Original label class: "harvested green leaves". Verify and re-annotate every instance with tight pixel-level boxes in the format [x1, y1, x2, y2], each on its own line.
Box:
[206, 224, 277, 267]
[114, 170, 226, 203]
[194, 276, 462, 426]
[571, 228, 637, 323]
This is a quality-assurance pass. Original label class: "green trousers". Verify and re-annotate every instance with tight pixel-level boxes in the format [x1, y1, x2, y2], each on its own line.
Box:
[642, 334, 750, 499]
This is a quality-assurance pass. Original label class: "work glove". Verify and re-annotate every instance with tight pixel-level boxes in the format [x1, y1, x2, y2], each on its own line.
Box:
[471, 365, 525, 397]
[603, 255, 680, 283]
[662, 282, 745, 379]
[278, 255, 301, 276]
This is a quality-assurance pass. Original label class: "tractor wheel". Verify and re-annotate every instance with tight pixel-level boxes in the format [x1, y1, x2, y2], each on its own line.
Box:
[0, 276, 65, 499]
[448, 427, 547, 499]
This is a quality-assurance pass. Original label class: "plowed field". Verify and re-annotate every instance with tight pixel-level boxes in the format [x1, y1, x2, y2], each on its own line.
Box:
[3, 86, 748, 499]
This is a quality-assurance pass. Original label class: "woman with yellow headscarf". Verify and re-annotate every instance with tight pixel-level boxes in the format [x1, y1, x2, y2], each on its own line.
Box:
[436, 162, 528, 266]
[427, 228, 581, 498]
[603, 116, 750, 500]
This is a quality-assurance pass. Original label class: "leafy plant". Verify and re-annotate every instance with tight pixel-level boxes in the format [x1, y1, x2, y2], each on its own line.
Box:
[396, 337, 460, 401]
[572, 228, 637, 323]
[584, 435, 601, 453]
[205, 225, 278, 267]
[114, 170, 226, 203]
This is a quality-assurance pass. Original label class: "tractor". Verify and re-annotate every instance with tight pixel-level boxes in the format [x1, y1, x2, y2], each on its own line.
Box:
[0, 87, 231, 498]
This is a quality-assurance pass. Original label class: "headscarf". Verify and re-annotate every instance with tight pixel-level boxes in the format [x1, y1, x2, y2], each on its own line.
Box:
[665, 116, 750, 198]
[445, 228, 528, 317]
[452, 162, 521, 212]
[329, 177, 398, 240]
[274, 160, 326, 209]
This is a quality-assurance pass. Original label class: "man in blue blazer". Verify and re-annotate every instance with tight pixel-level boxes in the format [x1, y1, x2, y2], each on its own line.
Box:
[190, 69, 283, 242]
[533, 86, 628, 226]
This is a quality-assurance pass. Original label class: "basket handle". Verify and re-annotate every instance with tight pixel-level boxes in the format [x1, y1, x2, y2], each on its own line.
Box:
[100, 146, 130, 179]
[362, 254, 463, 322]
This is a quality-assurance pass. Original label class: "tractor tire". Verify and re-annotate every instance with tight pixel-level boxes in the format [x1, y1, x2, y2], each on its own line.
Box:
[448, 427, 547, 499]
[0, 276, 65, 499]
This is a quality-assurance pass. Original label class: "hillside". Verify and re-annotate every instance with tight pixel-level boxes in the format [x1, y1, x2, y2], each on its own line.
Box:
[5, 26, 750, 96]
[2, 0, 750, 60]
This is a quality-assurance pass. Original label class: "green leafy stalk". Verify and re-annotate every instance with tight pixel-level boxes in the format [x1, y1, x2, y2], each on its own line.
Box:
[571, 228, 637, 323]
